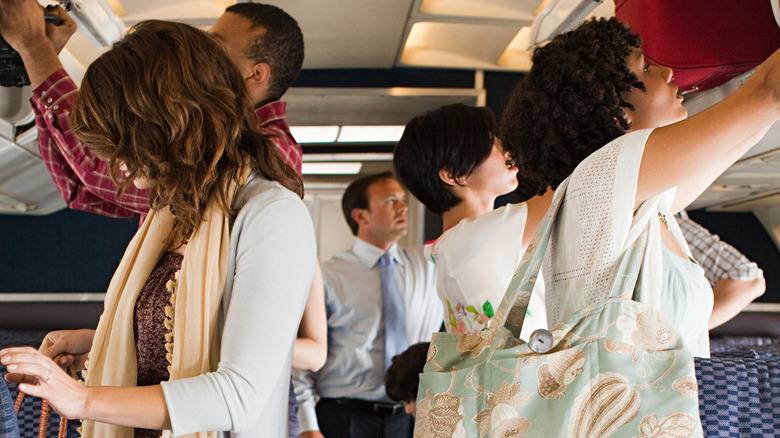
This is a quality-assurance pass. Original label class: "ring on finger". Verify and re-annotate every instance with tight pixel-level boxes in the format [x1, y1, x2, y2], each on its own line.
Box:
[44, 368, 53, 383]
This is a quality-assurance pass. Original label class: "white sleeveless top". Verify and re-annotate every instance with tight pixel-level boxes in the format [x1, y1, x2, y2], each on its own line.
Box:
[542, 129, 711, 357]
[660, 244, 713, 357]
[425, 203, 528, 333]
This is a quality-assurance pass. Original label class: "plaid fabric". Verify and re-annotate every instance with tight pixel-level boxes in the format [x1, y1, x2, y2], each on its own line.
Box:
[32, 70, 303, 223]
[696, 356, 780, 437]
[0, 379, 19, 438]
[696, 336, 780, 437]
[710, 337, 780, 359]
[255, 101, 303, 176]
[32, 70, 149, 220]
[677, 216, 763, 285]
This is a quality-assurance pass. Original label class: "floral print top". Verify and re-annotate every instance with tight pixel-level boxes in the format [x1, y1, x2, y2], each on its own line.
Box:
[425, 203, 528, 333]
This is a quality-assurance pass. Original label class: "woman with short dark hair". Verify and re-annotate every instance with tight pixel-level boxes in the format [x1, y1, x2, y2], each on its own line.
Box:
[394, 104, 551, 333]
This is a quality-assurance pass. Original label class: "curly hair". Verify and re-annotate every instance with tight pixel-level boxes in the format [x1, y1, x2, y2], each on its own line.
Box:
[394, 104, 497, 215]
[72, 20, 302, 247]
[226, 3, 304, 103]
[500, 17, 645, 195]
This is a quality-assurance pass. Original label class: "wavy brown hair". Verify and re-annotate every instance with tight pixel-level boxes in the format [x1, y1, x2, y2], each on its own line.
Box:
[500, 18, 644, 195]
[72, 20, 302, 246]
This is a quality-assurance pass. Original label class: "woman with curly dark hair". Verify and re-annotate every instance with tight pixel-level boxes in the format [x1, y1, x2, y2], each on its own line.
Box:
[500, 17, 780, 358]
[394, 104, 551, 333]
[1, 20, 315, 437]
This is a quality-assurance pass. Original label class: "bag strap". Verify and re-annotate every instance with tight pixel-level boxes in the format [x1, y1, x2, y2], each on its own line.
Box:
[14, 355, 76, 438]
[493, 176, 675, 339]
[492, 178, 569, 336]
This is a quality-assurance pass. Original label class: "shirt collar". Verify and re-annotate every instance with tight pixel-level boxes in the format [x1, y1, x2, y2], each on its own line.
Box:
[352, 237, 403, 269]
[254, 100, 287, 125]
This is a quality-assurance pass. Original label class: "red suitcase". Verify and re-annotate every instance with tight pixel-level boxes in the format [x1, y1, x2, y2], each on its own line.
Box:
[615, 0, 780, 93]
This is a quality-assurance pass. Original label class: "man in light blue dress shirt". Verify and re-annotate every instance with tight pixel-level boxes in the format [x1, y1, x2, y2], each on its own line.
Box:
[295, 172, 441, 438]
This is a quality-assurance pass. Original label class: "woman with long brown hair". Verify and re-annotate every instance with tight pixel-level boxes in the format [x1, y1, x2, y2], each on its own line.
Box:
[1, 20, 316, 437]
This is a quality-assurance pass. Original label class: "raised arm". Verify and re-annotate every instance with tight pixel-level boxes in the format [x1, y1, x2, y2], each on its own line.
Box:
[636, 47, 780, 212]
[0, 0, 149, 218]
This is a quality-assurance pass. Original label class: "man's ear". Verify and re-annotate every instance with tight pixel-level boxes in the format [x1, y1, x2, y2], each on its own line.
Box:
[246, 62, 272, 87]
[351, 207, 366, 226]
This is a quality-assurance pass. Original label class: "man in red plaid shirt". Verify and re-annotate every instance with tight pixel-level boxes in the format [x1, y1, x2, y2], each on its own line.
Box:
[0, 2, 304, 221]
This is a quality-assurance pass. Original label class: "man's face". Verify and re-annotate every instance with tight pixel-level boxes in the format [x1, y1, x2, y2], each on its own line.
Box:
[358, 178, 408, 244]
[209, 12, 265, 82]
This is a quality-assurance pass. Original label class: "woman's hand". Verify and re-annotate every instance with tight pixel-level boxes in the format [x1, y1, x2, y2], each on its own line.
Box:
[1, 346, 88, 420]
[39, 329, 95, 371]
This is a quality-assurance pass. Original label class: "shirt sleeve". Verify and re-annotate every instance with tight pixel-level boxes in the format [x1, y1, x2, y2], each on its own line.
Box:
[292, 367, 321, 433]
[161, 193, 316, 435]
[31, 69, 149, 218]
[677, 216, 763, 285]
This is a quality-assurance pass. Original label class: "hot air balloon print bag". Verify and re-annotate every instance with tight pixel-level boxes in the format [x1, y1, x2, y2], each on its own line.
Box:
[414, 177, 703, 438]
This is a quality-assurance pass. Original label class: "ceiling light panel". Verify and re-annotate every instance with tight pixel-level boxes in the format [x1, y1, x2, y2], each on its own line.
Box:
[416, 0, 540, 21]
[497, 27, 533, 69]
[302, 162, 363, 175]
[337, 126, 406, 143]
[401, 21, 521, 70]
[290, 126, 340, 143]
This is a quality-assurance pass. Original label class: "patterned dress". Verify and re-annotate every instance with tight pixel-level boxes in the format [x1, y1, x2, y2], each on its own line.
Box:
[133, 251, 182, 438]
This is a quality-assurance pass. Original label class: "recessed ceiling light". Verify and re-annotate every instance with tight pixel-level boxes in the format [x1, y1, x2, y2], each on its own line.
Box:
[337, 126, 406, 143]
[302, 162, 363, 175]
[290, 126, 340, 143]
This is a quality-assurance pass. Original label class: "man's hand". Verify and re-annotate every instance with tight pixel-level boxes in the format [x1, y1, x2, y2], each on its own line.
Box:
[0, 0, 48, 53]
[299, 431, 325, 438]
[44, 4, 77, 54]
[0, 0, 67, 87]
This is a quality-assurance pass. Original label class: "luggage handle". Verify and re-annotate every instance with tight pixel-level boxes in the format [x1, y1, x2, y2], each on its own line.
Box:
[13, 355, 77, 438]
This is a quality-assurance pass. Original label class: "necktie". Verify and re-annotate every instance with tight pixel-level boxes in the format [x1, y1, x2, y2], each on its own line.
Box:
[378, 252, 408, 370]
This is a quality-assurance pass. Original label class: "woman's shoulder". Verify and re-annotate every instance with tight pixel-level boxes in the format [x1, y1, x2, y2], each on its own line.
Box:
[567, 128, 656, 192]
[234, 173, 302, 210]
[448, 203, 528, 241]
[427, 203, 528, 264]
[231, 173, 309, 228]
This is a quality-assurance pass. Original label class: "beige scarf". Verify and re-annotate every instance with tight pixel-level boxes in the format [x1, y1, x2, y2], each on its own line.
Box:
[81, 195, 232, 438]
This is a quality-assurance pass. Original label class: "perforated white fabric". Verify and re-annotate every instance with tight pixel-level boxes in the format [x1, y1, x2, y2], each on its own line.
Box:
[544, 129, 653, 327]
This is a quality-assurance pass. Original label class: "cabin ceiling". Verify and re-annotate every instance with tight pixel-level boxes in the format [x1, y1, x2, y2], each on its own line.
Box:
[1, 0, 779, 220]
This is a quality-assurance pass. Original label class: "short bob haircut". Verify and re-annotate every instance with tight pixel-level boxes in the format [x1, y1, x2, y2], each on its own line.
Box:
[500, 17, 645, 196]
[384, 342, 430, 403]
[72, 20, 302, 246]
[341, 171, 397, 236]
[394, 104, 497, 215]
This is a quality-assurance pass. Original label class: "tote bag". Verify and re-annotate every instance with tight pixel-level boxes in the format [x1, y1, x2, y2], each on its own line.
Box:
[414, 179, 703, 438]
